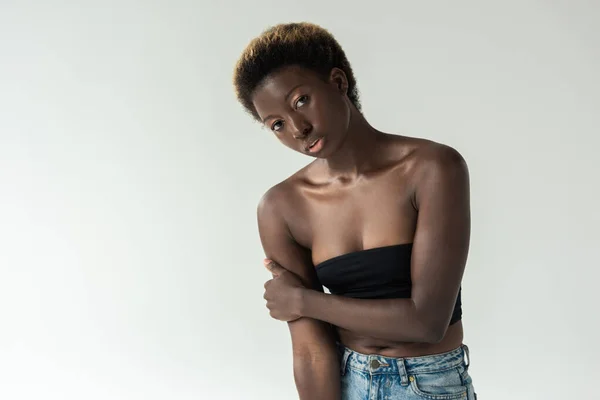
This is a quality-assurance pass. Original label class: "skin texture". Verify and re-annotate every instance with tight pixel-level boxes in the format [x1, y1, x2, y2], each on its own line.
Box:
[254, 65, 470, 399]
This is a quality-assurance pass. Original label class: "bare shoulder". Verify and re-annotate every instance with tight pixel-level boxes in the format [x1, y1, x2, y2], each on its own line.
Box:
[257, 181, 286, 214]
[257, 173, 305, 219]
[420, 140, 465, 164]
[398, 137, 468, 178]
[256, 170, 321, 289]
[397, 139, 471, 215]
[257, 159, 318, 217]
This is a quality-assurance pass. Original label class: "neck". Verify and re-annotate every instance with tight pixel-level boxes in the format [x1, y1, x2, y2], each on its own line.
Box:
[321, 108, 386, 181]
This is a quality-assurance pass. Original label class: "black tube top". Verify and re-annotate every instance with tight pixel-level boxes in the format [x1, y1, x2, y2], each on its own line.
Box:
[314, 243, 462, 325]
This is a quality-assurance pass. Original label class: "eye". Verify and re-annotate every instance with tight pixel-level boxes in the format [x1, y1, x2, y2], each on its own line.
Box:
[271, 120, 284, 132]
[295, 95, 309, 109]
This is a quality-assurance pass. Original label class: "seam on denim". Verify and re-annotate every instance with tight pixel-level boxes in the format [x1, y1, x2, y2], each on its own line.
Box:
[407, 362, 464, 375]
[346, 366, 372, 375]
[346, 365, 396, 375]
[409, 378, 468, 400]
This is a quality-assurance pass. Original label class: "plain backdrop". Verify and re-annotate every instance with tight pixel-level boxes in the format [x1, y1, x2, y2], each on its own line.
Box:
[1, 1, 599, 399]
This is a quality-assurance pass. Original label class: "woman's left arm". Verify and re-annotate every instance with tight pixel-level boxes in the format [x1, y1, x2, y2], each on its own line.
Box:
[266, 144, 471, 343]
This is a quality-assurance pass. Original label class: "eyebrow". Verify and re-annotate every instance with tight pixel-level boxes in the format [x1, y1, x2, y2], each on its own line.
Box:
[261, 83, 306, 123]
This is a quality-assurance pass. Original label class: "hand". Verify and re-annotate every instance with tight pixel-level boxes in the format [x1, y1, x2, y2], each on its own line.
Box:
[263, 259, 305, 322]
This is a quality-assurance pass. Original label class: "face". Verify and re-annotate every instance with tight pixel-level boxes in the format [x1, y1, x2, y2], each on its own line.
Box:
[251, 65, 352, 157]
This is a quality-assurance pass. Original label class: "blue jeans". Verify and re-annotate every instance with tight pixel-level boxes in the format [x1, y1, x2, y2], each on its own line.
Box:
[337, 342, 476, 400]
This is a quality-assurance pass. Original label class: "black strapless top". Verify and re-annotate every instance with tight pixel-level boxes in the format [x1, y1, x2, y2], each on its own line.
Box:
[315, 243, 462, 325]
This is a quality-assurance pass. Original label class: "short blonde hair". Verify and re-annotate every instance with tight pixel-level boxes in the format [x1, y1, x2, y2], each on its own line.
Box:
[233, 22, 361, 120]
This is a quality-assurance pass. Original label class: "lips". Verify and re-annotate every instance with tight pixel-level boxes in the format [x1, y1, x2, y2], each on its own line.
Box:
[305, 137, 322, 151]
[305, 137, 326, 154]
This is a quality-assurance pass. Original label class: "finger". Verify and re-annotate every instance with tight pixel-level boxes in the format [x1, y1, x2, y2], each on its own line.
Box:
[263, 259, 285, 276]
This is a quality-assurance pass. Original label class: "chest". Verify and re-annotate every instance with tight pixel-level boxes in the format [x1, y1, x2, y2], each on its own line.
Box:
[288, 176, 417, 266]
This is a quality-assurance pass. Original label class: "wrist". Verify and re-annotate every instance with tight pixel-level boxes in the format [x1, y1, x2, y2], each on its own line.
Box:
[298, 286, 321, 318]
[296, 287, 321, 319]
[295, 286, 308, 317]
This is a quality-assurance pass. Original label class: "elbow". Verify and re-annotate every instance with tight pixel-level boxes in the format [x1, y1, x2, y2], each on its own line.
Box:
[411, 303, 449, 343]
[423, 327, 446, 344]
[419, 320, 448, 344]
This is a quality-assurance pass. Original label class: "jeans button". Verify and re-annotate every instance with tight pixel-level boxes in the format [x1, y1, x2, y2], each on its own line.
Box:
[370, 359, 380, 369]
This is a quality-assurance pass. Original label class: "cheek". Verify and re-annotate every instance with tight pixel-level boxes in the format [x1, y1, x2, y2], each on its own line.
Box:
[314, 94, 348, 127]
[275, 133, 299, 150]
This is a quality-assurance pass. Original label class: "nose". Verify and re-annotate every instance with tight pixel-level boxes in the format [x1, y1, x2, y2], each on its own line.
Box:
[290, 116, 312, 139]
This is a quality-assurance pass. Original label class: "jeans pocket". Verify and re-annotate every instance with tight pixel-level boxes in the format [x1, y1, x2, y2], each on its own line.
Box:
[409, 367, 468, 400]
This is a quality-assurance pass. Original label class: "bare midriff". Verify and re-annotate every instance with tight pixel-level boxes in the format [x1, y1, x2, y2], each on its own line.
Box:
[336, 320, 464, 358]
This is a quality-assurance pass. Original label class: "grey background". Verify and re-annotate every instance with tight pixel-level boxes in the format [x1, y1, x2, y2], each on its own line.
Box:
[1, 1, 598, 399]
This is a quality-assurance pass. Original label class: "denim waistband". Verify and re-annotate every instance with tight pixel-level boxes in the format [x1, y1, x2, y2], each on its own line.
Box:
[336, 342, 470, 378]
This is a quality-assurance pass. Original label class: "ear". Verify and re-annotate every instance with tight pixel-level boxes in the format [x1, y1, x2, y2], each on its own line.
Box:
[329, 68, 349, 95]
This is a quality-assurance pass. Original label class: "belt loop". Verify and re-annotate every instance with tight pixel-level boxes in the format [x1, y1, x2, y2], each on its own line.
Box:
[462, 344, 471, 370]
[396, 357, 409, 386]
[340, 348, 350, 376]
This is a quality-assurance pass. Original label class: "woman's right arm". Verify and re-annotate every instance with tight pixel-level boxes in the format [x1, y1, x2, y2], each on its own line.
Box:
[257, 187, 341, 400]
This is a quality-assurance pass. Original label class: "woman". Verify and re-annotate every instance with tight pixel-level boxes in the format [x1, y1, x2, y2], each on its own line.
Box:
[233, 22, 476, 400]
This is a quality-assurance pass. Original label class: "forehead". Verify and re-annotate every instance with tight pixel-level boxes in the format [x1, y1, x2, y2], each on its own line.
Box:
[252, 66, 326, 117]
